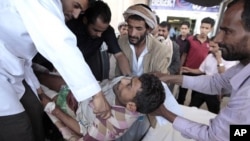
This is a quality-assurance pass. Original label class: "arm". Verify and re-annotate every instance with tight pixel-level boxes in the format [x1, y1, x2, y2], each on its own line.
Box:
[180, 53, 187, 68]
[103, 26, 132, 76]
[114, 52, 131, 76]
[215, 51, 226, 73]
[16, 0, 110, 118]
[181, 67, 203, 74]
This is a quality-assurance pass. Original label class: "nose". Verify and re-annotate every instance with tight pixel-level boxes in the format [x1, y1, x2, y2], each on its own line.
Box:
[72, 9, 82, 19]
[96, 32, 102, 38]
[213, 31, 224, 44]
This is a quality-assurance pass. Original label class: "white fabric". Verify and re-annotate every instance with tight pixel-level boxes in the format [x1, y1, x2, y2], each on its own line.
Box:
[44, 102, 56, 114]
[130, 44, 148, 76]
[143, 105, 216, 141]
[0, 0, 100, 115]
[199, 53, 239, 75]
[156, 82, 183, 125]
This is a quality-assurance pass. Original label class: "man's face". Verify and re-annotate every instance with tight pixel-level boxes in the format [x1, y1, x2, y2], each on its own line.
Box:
[180, 25, 190, 36]
[61, 0, 89, 21]
[113, 77, 142, 106]
[209, 40, 219, 54]
[87, 17, 109, 39]
[119, 25, 128, 36]
[199, 23, 213, 38]
[158, 26, 169, 39]
[127, 18, 148, 46]
[214, 2, 250, 61]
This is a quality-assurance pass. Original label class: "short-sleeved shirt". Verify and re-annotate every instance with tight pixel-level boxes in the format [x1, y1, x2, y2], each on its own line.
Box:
[175, 35, 190, 57]
[66, 16, 121, 60]
[184, 35, 209, 68]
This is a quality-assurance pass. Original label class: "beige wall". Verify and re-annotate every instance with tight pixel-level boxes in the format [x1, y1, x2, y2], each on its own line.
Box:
[104, 0, 148, 33]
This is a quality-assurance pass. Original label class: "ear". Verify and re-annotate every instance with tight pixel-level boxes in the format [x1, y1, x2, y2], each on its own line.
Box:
[126, 102, 137, 112]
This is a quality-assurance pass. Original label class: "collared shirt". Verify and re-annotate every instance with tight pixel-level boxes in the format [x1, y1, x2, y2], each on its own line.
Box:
[173, 63, 250, 141]
[0, 0, 100, 115]
[184, 35, 210, 68]
[175, 35, 190, 56]
[129, 44, 148, 76]
[199, 53, 239, 75]
[66, 17, 121, 60]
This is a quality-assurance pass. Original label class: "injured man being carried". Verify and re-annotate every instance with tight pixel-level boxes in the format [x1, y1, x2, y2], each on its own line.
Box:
[37, 70, 182, 141]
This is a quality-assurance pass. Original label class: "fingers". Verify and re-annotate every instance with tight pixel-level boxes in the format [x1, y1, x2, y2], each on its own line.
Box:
[93, 109, 111, 119]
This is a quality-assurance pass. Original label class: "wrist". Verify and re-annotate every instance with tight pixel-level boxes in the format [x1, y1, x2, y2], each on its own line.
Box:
[217, 63, 224, 67]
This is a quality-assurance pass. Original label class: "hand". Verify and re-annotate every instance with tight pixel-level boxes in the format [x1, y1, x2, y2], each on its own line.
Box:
[39, 93, 52, 107]
[151, 71, 167, 78]
[92, 92, 111, 119]
[181, 66, 191, 73]
[149, 104, 166, 116]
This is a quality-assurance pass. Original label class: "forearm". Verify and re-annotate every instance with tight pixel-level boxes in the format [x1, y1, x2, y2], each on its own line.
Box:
[35, 72, 66, 92]
[52, 107, 81, 135]
[160, 75, 183, 85]
[115, 52, 131, 76]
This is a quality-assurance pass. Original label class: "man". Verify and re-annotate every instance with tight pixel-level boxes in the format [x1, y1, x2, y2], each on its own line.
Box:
[67, 1, 131, 80]
[117, 21, 128, 39]
[157, 21, 180, 75]
[177, 17, 215, 105]
[152, 0, 250, 140]
[114, 4, 172, 140]
[175, 21, 191, 63]
[0, 0, 111, 140]
[181, 37, 238, 114]
[38, 73, 166, 140]
[116, 4, 172, 76]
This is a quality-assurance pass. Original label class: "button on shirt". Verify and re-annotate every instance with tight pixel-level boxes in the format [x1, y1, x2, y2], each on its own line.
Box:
[173, 63, 250, 141]
[0, 0, 100, 116]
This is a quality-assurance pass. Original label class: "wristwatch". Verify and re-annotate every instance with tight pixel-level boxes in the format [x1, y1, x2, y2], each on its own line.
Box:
[217, 63, 225, 67]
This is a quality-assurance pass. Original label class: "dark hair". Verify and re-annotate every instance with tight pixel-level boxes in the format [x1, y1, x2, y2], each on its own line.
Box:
[180, 21, 190, 28]
[228, 0, 250, 31]
[84, 1, 111, 25]
[133, 74, 165, 114]
[127, 15, 150, 29]
[201, 17, 215, 28]
[159, 21, 171, 31]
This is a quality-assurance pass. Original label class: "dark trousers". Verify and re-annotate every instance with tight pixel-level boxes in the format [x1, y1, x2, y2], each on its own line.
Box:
[176, 87, 188, 105]
[0, 112, 34, 141]
[189, 92, 220, 114]
[20, 81, 45, 141]
[176, 73, 200, 105]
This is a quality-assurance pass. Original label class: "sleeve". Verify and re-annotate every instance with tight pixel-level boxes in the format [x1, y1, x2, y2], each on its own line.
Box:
[182, 73, 232, 95]
[15, 0, 101, 101]
[102, 26, 122, 54]
[199, 57, 207, 73]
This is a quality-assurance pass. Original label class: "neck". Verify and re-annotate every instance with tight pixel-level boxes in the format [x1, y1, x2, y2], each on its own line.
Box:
[197, 34, 207, 43]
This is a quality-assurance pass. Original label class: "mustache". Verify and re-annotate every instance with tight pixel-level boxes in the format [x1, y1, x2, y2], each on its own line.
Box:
[128, 36, 138, 39]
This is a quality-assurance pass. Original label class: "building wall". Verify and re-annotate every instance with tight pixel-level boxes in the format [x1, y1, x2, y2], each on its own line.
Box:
[104, 0, 148, 33]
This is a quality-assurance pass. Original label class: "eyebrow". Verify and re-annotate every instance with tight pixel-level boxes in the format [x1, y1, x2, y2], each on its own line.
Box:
[219, 26, 229, 31]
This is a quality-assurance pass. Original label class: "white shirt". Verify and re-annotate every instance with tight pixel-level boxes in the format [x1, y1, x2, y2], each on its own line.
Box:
[129, 44, 148, 76]
[0, 0, 100, 116]
[199, 53, 239, 75]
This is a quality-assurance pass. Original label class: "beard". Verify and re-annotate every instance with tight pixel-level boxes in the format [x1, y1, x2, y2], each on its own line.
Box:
[219, 36, 249, 61]
[128, 32, 147, 46]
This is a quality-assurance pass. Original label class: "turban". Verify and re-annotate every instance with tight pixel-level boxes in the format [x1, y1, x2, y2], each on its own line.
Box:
[123, 4, 157, 30]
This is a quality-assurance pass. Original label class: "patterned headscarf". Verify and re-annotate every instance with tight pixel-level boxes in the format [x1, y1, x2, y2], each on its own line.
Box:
[123, 4, 157, 30]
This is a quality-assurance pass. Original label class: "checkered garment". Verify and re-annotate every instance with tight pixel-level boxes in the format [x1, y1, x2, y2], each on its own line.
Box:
[82, 105, 140, 141]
